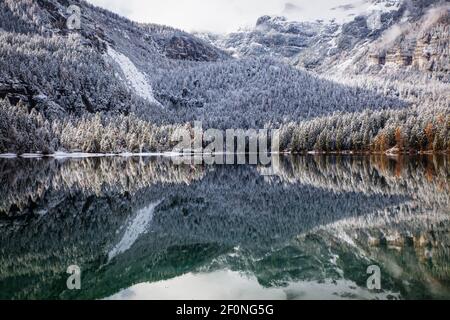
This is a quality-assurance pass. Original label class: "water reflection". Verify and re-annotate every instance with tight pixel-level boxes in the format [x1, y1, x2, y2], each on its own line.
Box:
[107, 270, 398, 300]
[0, 155, 449, 300]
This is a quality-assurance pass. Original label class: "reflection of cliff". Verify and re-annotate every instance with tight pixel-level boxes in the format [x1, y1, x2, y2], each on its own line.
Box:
[197, 208, 450, 300]
[284, 155, 450, 299]
[0, 156, 448, 299]
[265, 155, 450, 207]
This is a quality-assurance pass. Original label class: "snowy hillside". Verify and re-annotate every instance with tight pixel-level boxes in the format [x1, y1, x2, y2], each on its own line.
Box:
[106, 46, 161, 106]
[0, 0, 448, 154]
[202, 0, 448, 78]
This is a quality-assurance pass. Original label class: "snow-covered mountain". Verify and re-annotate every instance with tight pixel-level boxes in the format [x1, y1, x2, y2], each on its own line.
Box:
[0, 0, 229, 116]
[0, 3, 398, 127]
[0, 0, 448, 154]
[201, 0, 449, 78]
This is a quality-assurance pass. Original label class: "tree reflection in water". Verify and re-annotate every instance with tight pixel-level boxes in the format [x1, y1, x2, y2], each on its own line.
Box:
[0, 155, 448, 299]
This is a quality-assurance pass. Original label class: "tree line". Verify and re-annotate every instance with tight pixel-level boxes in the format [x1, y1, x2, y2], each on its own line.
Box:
[1, 98, 448, 154]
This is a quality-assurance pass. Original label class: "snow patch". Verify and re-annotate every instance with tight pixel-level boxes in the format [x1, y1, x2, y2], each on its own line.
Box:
[51, 152, 108, 159]
[20, 153, 43, 158]
[106, 46, 161, 107]
[335, 229, 358, 248]
[50, 152, 169, 159]
[367, 0, 402, 14]
[108, 200, 162, 261]
[323, 0, 403, 25]
[3, 152, 187, 159]
[119, 152, 134, 158]
[0, 153, 17, 158]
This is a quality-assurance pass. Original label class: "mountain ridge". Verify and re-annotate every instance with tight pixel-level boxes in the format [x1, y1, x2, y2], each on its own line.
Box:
[200, 0, 449, 80]
[0, 0, 448, 154]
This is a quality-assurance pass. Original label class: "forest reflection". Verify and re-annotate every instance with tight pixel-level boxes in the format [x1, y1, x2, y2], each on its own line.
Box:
[0, 155, 448, 300]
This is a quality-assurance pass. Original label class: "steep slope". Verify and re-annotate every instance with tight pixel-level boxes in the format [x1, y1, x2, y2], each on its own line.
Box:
[197, 0, 449, 149]
[201, 0, 407, 64]
[345, 3, 450, 77]
[204, 0, 449, 81]
[0, 0, 228, 119]
[0, 0, 448, 154]
[0, 3, 406, 128]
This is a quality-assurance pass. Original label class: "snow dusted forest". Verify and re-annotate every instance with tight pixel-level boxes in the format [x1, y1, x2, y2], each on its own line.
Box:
[1, 0, 450, 302]
[0, 0, 449, 154]
[1, 154, 448, 299]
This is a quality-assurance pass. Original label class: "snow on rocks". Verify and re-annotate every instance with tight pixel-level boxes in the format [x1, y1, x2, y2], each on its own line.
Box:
[108, 200, 163, 261]
[106, 46, 162, 107]
[0, 153, 17, 158]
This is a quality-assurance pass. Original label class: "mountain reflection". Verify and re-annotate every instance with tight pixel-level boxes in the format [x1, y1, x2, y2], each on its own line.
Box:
[0, 155, 448, 300]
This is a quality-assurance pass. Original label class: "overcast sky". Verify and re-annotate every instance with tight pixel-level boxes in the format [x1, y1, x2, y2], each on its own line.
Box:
[87, 0, 366, 33]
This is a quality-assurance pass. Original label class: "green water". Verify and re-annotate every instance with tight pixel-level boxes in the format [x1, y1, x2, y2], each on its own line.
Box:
[0, 155, 449, 300]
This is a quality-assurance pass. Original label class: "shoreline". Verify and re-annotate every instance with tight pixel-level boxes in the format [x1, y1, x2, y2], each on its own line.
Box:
[1, 150, 448, 159]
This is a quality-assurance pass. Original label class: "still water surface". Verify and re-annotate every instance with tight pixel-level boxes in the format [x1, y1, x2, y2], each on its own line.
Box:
[0, 155, 449, 300]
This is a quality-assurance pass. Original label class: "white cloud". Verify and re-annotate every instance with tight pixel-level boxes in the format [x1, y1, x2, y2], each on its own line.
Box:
[87, 0, 370, 33]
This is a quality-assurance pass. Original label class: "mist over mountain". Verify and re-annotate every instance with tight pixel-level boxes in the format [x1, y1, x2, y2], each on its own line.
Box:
[203, 0, 449, 76]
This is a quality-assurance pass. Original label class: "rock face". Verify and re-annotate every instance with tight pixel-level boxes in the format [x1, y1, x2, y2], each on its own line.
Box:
[0, 0, 228, 60]
[368, 6, 449, 73]
[0, 80, 67, 119]
[155, 33, 228, 62]
[413, 19, 450, 73]
[0, 81, 41, 109]
[369, 53, 386, 65]
[0, 81, 29, 105]
[201, 0, 408, 66]
[202, 0, 448, 79]
[206, 16, 332, 62]
[385, 48, 413, 66]
[0, 0, 230, 120]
